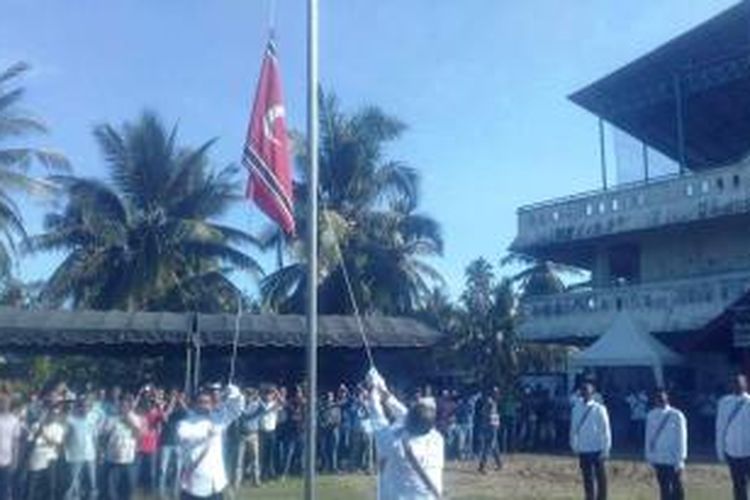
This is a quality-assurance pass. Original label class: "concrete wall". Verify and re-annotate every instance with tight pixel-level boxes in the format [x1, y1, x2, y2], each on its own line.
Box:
[590, 216, 750, 285]
[514, 159, 750, 257]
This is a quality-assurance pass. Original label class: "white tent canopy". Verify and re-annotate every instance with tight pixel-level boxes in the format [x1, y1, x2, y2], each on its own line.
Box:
[569, 312, 683, 386]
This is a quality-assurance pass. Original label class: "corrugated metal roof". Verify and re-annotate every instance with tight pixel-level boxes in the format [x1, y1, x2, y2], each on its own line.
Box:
[570, 2, 750, 171]
[0, 307, 442, 349]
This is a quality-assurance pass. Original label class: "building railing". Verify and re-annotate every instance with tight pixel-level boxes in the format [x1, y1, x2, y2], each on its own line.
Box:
[512, 160, 750, 251]
[518, 270, 750, 341]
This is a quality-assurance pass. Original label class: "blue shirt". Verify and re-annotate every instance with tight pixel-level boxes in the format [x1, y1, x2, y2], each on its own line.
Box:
[64, 412, 101, 462]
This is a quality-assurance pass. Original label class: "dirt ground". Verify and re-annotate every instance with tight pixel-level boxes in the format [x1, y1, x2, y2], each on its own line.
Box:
[443, 454, 731, 499]
[209, 453, 733, 499]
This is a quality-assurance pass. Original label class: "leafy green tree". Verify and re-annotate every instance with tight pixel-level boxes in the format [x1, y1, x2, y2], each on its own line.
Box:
[261, 92, 443, 315]
[447, 258, 518, 388]
[502, 252, 586, 297]
[31, 111, 261, 311]
[0, 62, 69, 279]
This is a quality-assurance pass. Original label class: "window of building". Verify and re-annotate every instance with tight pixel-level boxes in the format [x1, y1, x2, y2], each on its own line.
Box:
[552, 210, 559, 221]
[734, 175, 741, 188]
[586, 204, 593, 216]
[607, 243, 641, 285]
[598, 201, 606, 214]
[611, 199, 619, 211]
[686, 184, 694, 197]
[701, 180, 709, 193]
[716, 177, 724, 191]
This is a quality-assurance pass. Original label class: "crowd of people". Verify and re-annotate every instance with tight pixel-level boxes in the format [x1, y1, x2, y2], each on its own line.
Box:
[0, 372, 747, 500]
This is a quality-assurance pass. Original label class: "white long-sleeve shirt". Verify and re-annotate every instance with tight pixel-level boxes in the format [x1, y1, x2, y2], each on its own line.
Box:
[370, 391, 444, 500]
[177, 386, 244, 497]
[716, 393, 750, 461]
[645, 406, 687, 468]
[28, 421, 65, 471]
[570, 399, 611, 455]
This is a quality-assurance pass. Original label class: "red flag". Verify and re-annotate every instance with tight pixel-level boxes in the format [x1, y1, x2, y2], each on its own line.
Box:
[243, 38, 295, 235]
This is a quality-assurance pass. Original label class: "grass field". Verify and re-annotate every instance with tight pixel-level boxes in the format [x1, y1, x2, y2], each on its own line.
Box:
[217, 454, 732, 499]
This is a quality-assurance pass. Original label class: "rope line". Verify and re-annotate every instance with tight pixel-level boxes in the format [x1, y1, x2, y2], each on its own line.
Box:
[319, 198, 375, 368]
[228, 292, 243, 385]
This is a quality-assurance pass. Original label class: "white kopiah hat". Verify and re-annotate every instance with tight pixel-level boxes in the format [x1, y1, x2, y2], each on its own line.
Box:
[417, 396, 437, 410]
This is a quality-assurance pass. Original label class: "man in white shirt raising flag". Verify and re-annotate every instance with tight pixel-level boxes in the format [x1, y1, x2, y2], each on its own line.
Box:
[177, 385, 244, 500]
[367, 368, 444, 500]
[645, 388, 687, 500]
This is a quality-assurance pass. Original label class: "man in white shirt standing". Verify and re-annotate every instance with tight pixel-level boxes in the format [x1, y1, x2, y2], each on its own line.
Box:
[25, 400, 66, 500]
[101, 396, 144, 500]
[178, 385, 244, 500]
[258, 387, 281, 482]
[645, 388, 687, 500]
[367, 368, 444, 500]
[0, 394, 21, 500]
[570, 382, 611, 500]
[716, 373, 750, 500]
[235, 387, 262, 488]
[63, 397, 102, 500]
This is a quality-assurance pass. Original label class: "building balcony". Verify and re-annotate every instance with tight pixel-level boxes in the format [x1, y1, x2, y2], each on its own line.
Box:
[518, 270, 750, 341]
[512, 160, 750, 253]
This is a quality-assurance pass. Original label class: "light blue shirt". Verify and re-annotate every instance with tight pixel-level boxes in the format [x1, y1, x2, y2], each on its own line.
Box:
[64, 411, 102, 462]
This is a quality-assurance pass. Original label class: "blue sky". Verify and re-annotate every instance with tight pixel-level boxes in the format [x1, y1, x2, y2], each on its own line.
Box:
[1, 0, 738, 298]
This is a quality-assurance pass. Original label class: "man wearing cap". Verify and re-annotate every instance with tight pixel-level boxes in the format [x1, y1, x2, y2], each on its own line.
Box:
[367, 368, 444, 500]
[716, 373, 750, 500]
[177, 384, 244, 500]
[645, 388, 687, 500]
[570, 382, 611, 500]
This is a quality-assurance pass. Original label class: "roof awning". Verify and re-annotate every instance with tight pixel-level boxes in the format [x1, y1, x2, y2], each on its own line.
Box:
[0, 307, 442, 350]
[570, 312, 683, 368]
[570, 2, 750, 171]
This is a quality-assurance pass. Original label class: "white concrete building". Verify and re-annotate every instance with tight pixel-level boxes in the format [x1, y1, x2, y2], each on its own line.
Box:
[512, 3, 750, 385]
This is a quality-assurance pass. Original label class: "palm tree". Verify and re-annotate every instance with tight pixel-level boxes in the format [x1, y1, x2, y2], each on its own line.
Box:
[30, 111, 262, 311]
[261, 92, 444, 315]
[0, 61, 69, 279]
[450, 258, 519, 387]
[501, 252, 586, 297]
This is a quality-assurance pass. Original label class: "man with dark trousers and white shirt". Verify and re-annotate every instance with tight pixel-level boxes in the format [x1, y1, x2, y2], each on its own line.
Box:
[570, 382, 611, 500]
[178, 385, 244, 500]
[717, 374, 750, 500]
[645, 388, 687, 500]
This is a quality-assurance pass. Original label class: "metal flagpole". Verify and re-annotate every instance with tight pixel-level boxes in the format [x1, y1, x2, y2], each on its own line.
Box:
[304, 0, 319, 497]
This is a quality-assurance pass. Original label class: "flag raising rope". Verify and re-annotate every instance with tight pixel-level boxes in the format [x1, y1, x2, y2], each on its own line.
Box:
[321, 205, 375, 368]
[228, 292, 243, 385]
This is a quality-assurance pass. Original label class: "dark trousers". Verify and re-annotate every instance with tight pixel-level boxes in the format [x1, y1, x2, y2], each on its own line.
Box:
[27, 467, 56, 500]
[0, 467, 11, 500]
[136, 452, 156, 493]
[653, 465, 684, 500]
[180, 492, 223, 500]
[260, 430, 276, 480]
[106, 462, 135, 500]
[478, 427, 502, 471]
[322, 427, 340, 472]
[728, 455, 750, 500]
[578, 452, 607, 500]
